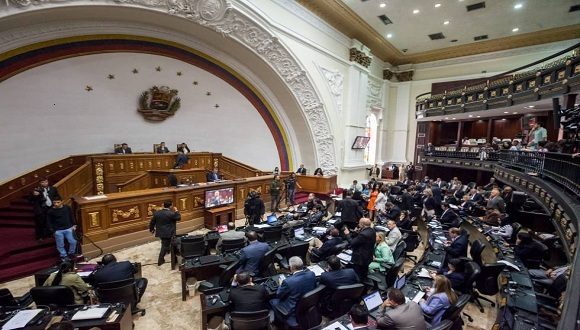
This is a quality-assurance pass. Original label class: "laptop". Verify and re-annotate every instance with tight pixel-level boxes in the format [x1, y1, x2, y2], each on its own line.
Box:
[216, 224, 228, 233]
[363, 291, 384, 320]
[294, 227, 313, 241]
[266, 214, 278, 224]
[510, 272, 533, 288]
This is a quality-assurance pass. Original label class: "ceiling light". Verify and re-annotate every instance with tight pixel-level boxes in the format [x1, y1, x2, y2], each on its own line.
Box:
[468, 115, 473, 117]
[514, 3, 523, 9]
[443, 20, 450, 25]
[504, 112, 509, 114]
[435, 3, 441, 8]
[387, 33, 393, 38]
[513, 112, 518, 114]
[528, 105, 535, 108]
[444, 117, 449, 119]
[512, 27, 519, 32]
[476, 116, 481, 118]
[413, 9, 420, 14]
[452, 118, 456, 120]
[380, 3, 386, 8]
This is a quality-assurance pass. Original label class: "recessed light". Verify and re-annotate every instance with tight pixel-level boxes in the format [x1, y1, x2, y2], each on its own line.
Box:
[528, 105, 535, 108]
[514, 3, 523, 9]
[513, 112, 518, 114]
[380, 3, 386, 8]
[504, 112, 509, 114]
[435, 3, 441, 8]
[443, 20, 450, 25]
[512, 27, 519, 32]
[452, 118, 456, 120]
[413, 9, 420, 14]
[444, 117, 449, 119]
[387, 33, 393, 38]
[476, 116, 481, 118]
[468, 115, 473, 117]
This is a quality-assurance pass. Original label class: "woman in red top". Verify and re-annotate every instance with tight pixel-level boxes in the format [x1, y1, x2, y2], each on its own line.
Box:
[367, 184, 379, 220]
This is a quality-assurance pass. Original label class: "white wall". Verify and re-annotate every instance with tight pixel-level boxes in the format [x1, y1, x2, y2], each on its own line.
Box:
[0, 53, 280, 180]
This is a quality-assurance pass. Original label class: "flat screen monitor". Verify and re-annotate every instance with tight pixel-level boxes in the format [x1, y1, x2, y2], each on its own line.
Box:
[266, 214, 278, 224]
[205, 187, 234, 208]
[351, 136, 370, 149]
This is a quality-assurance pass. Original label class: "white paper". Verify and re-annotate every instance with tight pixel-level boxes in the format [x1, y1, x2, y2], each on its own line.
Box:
[412, 291, 425, 303]
[307, 265, 326, 276]
[327, 219, 338, 224]
[254, 224, 271, 228]
[417, 268, 432, 278]
[312, 227, 327, 233]
[498, 259, 521, 272]
[71, 307, 110, 321]
[2, 309, 43, 330]
[77, 271, 93, 277]
[322, 321, 349, 330]
[334, 212, 342, 217]
[337, 253, 352, 262]
[430, 261, 442, 268]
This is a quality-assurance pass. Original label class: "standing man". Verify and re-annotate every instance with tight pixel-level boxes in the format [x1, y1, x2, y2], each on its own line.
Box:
[486, 188, 506, 213]
[343, 218, 376, 279]
[529, 121, 547, 150]
[296, 164, 307, 175]
[115, 143, 132, 154]
[337, 190, 364, 230]
[244, 191, 265, 225]
[46, 196, 77, 261]
[29, 178, 60, 240]
[149, 200, 180, 266]
[406, 163, 416, 181]
[286, 173, 302, 206]
[367, 164, 380, 179]
[385, 220, 402, 251]
[156, 142, 170, 153]
[270, 174, 282, 212]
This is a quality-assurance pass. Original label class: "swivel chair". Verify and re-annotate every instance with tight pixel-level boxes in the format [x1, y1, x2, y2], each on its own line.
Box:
[460, 261, 480, 322]
[324, 283, 365, 319]
[230, 309, 271, 330]
[257, 248, 278, 277]
[30, 286, 75, 308]
[261, 226, 284, 243]
[180, 235, 207, 259]
[96, 279, 146, 316]
[472, 263, 505, 312]
[392, 240, 407, 261]
[199, 261, 240, 294]
[401, 229, 420, 264]
[221, 238, 246, 254]
[0, 288, 33, 308]
[469, 239, 486, 267]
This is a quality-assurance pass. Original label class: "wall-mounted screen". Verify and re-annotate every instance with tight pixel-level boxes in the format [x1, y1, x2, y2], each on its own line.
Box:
[351, 136, 370, 149]
[205, 187, 234, 208]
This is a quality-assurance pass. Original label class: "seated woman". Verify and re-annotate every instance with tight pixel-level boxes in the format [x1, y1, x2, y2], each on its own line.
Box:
[313, 168, 324, 176]
[419, 275, 458, 327]
[368, 232, 394, 272]
[43, 261, 90, 305]
[431, 258, 465, 292]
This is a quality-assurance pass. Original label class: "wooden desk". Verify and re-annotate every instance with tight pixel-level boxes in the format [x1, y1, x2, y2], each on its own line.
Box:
[296, 175, 337, 194]
[204, 205, 235, 229]
[149, 168, 208, 188]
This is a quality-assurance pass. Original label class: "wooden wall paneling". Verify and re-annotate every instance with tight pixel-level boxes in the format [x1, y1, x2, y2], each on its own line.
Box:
[491, 117, 522, 139]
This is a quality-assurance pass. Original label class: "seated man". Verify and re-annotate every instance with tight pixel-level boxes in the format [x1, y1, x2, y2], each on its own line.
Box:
[229, 272, 268, 312]
[514, 232, 547, 268]
[308, 228, 343, 261]
[115, 143, 132, 154]
[156, 141, 170, 154]
[237, 231, 269, 276]
[377, 288, 427, 330]
[91, 254, 148, 302]
[349, 305, 371, 330]
[385, 202, 401, 220]
[207, 168, 220, 182]
[216, 222, 247, 252]
[173, 151, 189, 169]
[319, 255, 359, 290]
[271, 257, 316, 327]
[444, 227, 468, 264]
[439, 203, 460, 228]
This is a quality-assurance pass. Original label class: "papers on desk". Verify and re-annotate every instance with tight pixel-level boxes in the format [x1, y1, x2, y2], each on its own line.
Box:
[417, 268, 432, 278]
[498, 259, 521, 272]
[307, 264, 326, 276]
[77, 271, 94, 277]
[254, 224, 271, 228]
[327, 219, 338, 224]
[323, 321, 349, 330]
[430, 261, 442, 268]
[412, 291, 425, 303]
[2, 309, 43, 330]
[337, 253, 352, 262]
[71, 307, 110, 320]
[538, 233, 556, 240]
[334, 212, 342, 217]
[312, 227, 328, 234]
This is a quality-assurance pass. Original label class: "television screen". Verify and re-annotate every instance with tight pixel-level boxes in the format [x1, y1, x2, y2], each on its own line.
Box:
[352, 136, 370, 149]
[205, 187, 234, 208]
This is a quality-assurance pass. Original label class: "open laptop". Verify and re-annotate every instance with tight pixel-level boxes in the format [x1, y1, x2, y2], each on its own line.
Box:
[363, 291, 384, 320]
[294, 227, 313, 241]
[266, 214, 278, 224]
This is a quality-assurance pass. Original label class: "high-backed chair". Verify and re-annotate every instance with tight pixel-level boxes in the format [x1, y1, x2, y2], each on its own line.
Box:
[324, 283, 365, 319]
[261, 226, 283, 243]
[199, 261, 240, 294]
[257, 248, 278, 277]
[367, 256, 405, 291]
[458, 261, 480, 322]
[0, 288, 33, 308]
[278, 242, 310, 270]
[221, 238, 247, 254]
[230, 309, 271, 330]
[311, 241, 347, 263]
[469, 240, 486, 267]
[392, 240, 407, 261]
[292, 285, 326, 329]
[96, 279, 145, 316]
[30, 286, 75, 308]
[153, 143, 161, 153]
[471, 263, 505, 313]
[180, 235, 207, 259]
[401, 229, 420, 264]
[509, 222, 522, 244]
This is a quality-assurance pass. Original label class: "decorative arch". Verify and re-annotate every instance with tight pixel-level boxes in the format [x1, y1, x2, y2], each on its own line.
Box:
[0, 0, 338, 174]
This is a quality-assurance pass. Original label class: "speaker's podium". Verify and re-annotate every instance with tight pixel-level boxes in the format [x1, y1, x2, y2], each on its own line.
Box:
[204, 205, 235, 229]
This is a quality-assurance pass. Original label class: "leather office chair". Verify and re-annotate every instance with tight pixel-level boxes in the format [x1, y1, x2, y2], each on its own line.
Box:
[230, 309, 271, 330]
[392, 240, 407, 261]
[428, 319, 453, 330]
[274, 285, 325, 330]
[509, 222, 522, 244]
[473, 263, 505, 312]
[221, 238, 246, 254]
[459, 261, 480, 322]
[469, 239, 486, 267]
[0, 288, 33, 308]
[367, 256, 405, 291]
[257, 248, 278, 277]
[30, 286, 75, 308]
[96, 279, 145, 316]
[525, 240, 549, 269]
[467, 182, 477, 189]
[199, 261, 240, 294]
[180, 235, 207, 259]
[324, 283, 365, 319]
[310, 241, 347, 263]
[278, 242, 310, 270]
[401, 229, 420, 264]
[261, 226, 283, 243]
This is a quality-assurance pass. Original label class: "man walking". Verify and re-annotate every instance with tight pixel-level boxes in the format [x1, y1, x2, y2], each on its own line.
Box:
[149, 200, 181, 266]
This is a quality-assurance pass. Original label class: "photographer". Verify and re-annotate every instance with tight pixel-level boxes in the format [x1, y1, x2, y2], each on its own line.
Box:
[244, 191, 265, 225]
[285, 173, 302, 206]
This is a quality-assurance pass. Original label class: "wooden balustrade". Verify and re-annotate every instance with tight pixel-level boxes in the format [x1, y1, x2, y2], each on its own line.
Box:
[54, 161, 93, 203]
[219, 155, 264, 178]
[116, 172, 150, 192]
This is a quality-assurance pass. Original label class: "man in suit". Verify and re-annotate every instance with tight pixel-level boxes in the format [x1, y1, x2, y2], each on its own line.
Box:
[28, 178, 60, 240]
[237, 231, 269, 275]
[440, 203, 460, 228]
[229, 272, 268, 312]
[206, 168, 220, 182]
[514, 232, 547, 269]
[156, 141, 170, 153]
[216, 222, 247, 252]
[444, 227, 468, 263]
[296, 164, 307, 175]
[91, 254, 148, 302]
[309, 228, 343, 261]
[337, 190, 364, 229]
[469, 187, 485, 204]
[377, 288, 427, 330]
[115, 143, 132, 154]
[319, 255, 359, 289]
[349, 180, 363, 192]
[401, 188, 414, 211]
[149, 200, 180, 266]
[486, 188, 506, 212]
[349, 305, 371, 330]
[385, 220, 402, 251]
[343, 218, 376, 279]
[384, 202, 401, 220]
[271, 257, 316, 327]
[177, 142, 190, 153]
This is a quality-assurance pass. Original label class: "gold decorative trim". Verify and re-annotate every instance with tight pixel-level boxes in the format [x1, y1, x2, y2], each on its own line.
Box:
[349, 48, 371, 67]
[95, 162, 104, 195]
[147, 203, 162, 216]
[88, 212, 100, 228]
[112, 206, 140, 222]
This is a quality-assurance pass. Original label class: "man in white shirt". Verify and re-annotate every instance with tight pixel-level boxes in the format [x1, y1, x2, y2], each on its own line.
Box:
[385, 220, 402, 251]
[350, 180, 363, 192]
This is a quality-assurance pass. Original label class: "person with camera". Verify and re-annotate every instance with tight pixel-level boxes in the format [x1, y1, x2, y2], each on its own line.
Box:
[244, 191, 265, 225]
[285, 172, 302, 206]
[28, 178, 60, 240]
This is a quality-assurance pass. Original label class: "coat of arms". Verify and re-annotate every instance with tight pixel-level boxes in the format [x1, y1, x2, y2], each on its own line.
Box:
[138, 86, 181, 121]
